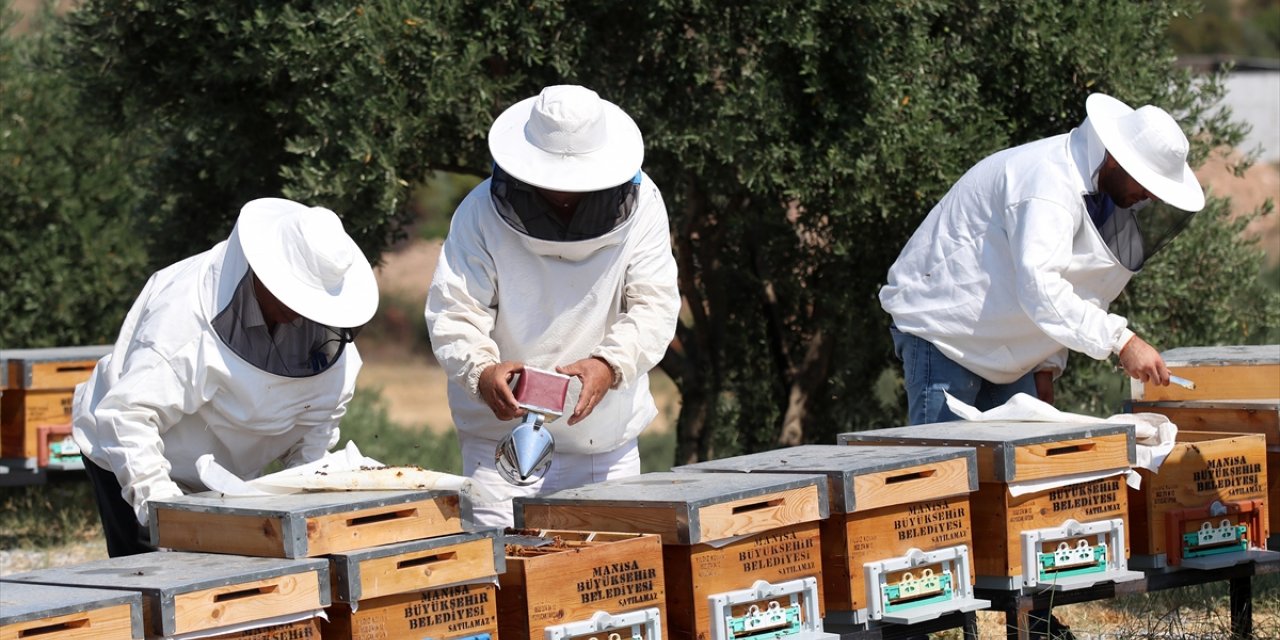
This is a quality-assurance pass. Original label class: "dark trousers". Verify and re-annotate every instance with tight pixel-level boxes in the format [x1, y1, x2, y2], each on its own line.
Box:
[83, 457, 157, 557]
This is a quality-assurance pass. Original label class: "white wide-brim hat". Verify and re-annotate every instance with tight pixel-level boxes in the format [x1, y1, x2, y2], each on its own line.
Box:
[488, 85, 644, 193]
[1086, 93, 1205, 212]
[237, 198, 378, 328]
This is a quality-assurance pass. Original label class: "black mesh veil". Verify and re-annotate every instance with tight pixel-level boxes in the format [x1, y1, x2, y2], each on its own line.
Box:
[1096, 201, 1198, 271]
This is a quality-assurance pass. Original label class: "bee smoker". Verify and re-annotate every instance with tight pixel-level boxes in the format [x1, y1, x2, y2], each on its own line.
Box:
[495, 367, 571, 486]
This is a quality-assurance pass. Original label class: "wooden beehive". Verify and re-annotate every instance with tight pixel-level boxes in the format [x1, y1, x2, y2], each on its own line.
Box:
[1, 552, 329, 638]
[0, 582, 142, 640]
[840, 422, 1138, 591]
[0, 346, 109, 459]
[327, 528, 504, 604]
[149, 490, 462, 558]
[1127, 344, 1280, 551]
[1130, 344, 1280, 404]
[675, 445, 985, 625]
[500, 530, 666, 640]
[515, 471, 829, 640]
[322, 580, 498, 640]
[1128, 431, 1272, 569]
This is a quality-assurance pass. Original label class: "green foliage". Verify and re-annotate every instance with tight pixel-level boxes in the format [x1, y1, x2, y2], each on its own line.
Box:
[338, 387, 461, 473]
[0, 3, 150, 348]
[48, 0, 1280, 464]
[1169, 0, 1280, 59]
[0, 480, 100, 550]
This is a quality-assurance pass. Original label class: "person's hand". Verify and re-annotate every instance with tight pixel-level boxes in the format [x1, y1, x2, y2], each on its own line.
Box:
[1118, 335, 1170, 386]
[557, 357, 615, 426]
[1034, 370, 1055, 405]
[478, 361, 526, 421]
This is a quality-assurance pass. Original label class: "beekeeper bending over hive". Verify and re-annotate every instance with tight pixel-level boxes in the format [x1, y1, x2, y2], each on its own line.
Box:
[74, 198, 378, 557]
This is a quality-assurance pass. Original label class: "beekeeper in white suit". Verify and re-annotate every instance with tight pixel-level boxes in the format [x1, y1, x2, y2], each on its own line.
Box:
[426, 85, 681, 527]
[73, 198, 378, 557]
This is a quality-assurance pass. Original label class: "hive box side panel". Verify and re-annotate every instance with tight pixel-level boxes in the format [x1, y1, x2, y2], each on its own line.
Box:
[518, 503, 683, 544]
[664, 522, 823, 640]
[170, 572, 325, 636]
[1131, 403, 1280, 447]
[1129, 432, 1268, 557]
[203, 617, 321, 639]
[1135, 364, 1280, 402]
[1011, 434, 1131, 483]
[849, 457, 974, 512]
[970, 478, 1128, 578]
[154, 509, 289, 557]
[306, 497, 462, 557]
[351, 537, 497, 602]
[502, 534, 665, 639]
[321, 582, 498, 640]
[694, 485, 824, 542]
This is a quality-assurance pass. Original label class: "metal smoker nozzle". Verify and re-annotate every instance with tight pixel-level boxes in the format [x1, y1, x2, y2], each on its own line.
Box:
[495, 412, 556, 486]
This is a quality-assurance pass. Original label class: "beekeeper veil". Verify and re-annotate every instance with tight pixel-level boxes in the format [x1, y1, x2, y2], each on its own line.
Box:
[1085, 93, 1205, 270]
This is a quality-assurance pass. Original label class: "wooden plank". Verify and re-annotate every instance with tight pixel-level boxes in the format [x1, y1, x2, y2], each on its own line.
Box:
[1130, 402, 1280, 447]
[304, 498, 461, 557]
[23, 360, 99, 390]
[694, 485, 823, 542]
[321, 582, 497, 640]
[500, 530, 666, 640]
[171, 574, 322, 636]
[354, 537, 497, 602]
[1010, 433, 1131, 483]
[850, 457, 973, 512]
[1135, 364, 1280, 402]
[1129, 432, 1268, 558]
[153, 510, 287, 558]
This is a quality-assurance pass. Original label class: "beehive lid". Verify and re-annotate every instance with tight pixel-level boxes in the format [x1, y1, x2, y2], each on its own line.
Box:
[2, 551, 329, 637]
[674, 444, 977, 514]
[838, 421, 1134, 484]
[1161, 345, 1280, 367]
[149, 489, 461, 558]
[0, 582, 143, 637]
[514, 471, 828, 545]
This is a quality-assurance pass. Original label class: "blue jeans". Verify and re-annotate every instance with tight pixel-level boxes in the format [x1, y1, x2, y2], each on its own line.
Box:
[890, 326, 1037, 425]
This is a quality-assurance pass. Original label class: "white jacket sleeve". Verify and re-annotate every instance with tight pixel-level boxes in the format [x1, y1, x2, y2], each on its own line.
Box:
[591, 199, 681, 388]
[425, 208, 501, 397]
[1005, 199, 1130, 361]
[90, 346, 192, 525]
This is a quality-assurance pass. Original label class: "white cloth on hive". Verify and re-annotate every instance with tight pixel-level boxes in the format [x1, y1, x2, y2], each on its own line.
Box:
[943, 392, 1178, 488]
[196, 440, 500, 504]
